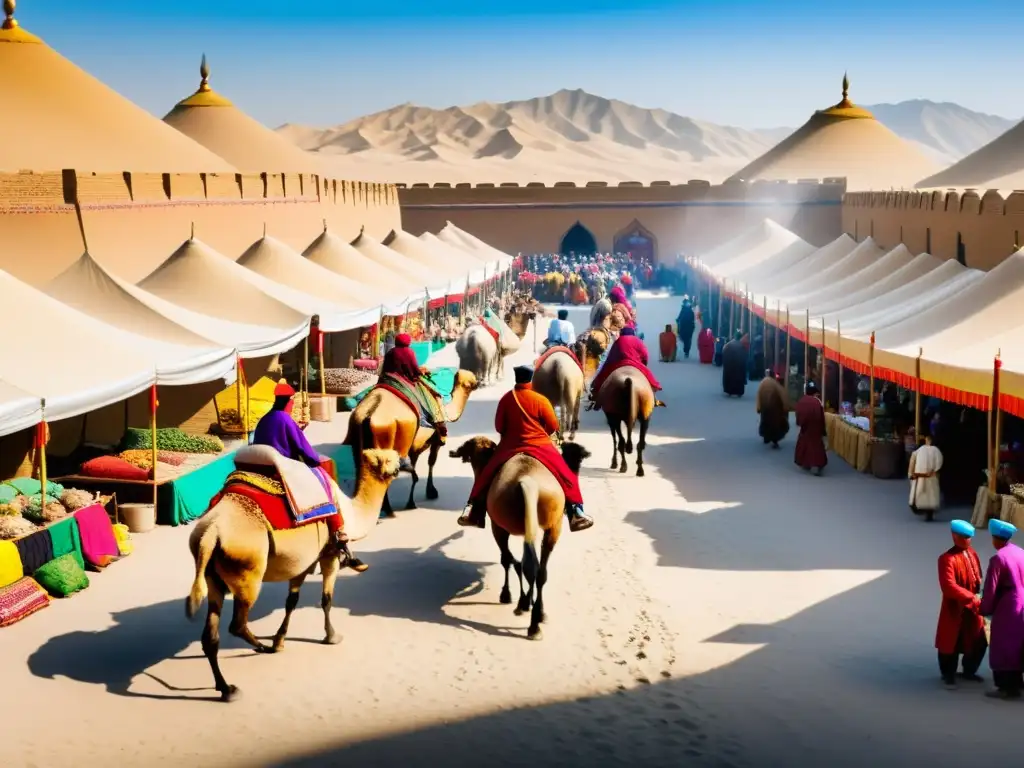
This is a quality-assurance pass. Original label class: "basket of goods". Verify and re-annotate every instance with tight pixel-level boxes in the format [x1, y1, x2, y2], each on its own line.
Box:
[213, 377, 276, 435]
[121, 428, 224, 455]
[291, 390, 311, 428]
[322, 368, 377, 396]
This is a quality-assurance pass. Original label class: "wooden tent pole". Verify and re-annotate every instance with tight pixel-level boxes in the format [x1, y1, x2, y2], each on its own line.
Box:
[820, 318, 827, 410]
[868, 331, 876, 436]
[784, 307, 791, 391]
[988, 355, 1001, 493]
[36, 402, 47, 496]
[837, 320, 843, 408]
[773, 300, 780, 371]
[804, 308, 810, 382]
[715, 283, 724, 338]
[761, 296, 768, 371]
[150, 383, 159, 510]
[746, 290, 753, 337]
[914, 348, 923, 439]
[303, 336, 309, 395]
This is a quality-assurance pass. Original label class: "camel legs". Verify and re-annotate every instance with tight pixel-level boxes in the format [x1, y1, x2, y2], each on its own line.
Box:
[491, 524, 524, 606]
[636, 418, 649, 478]
[530, 534, 555, 639]
[380, 491, 396, 519]
[201, 574, 238, 702]
[271, 572, 309, 652]
[319, 553, 343, 645]
[608, 417, 620, 471]
[228, 576, 273, 654]
[404, 448, 422, 510]
[570, 393, 581, 441]
[424, 437, 441, 501]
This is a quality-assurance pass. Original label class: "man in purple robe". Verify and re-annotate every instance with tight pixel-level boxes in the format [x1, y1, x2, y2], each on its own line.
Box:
[252, 380, 367, 573]
[979, 518, 1024, 699]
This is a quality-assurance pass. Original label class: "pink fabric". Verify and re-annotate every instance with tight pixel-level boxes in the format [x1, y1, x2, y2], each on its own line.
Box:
[74, 503, 120, 568]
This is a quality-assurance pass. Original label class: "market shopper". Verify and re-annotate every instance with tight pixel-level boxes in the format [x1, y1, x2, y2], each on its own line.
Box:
[794, 381, 828, 475]
[908, 434, 943, 518]
[980, 519, 1024, 699]
[935, 520, 987, 688]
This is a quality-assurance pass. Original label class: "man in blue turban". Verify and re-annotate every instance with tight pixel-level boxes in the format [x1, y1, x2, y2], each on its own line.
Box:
[980, 518, 1024, 699]
[935, 519, 986, 688]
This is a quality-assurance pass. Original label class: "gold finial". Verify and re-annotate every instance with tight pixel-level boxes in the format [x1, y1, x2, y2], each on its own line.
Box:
[818, 70, 873, 120]
[2, 0, 17, 29]
[842, 72, 849, 101]
[199, 54, 211, 92]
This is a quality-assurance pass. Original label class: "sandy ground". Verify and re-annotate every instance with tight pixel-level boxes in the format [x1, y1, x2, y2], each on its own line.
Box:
[3, 295, 1022, 768]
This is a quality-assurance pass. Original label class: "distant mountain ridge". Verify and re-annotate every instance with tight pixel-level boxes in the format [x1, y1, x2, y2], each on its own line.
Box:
[276, 89, 1017, 184]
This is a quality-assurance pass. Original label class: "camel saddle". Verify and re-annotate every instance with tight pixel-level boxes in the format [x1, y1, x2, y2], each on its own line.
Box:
[534, 345, 584, 372]
[231, 445, 338, 525]
[374, 373, 448, 438]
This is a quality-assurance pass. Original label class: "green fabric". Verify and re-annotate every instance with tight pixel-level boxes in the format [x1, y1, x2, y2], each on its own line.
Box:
[422, 367, 456, 404]
[34, 553, 89, 597]
[324, 444, 356, 481]
[379, 374, 447, 424]
[158, 451, 238, 526]
[0, 486, 16, 504]
[47, 517, 84, 571]
[3, 479, 64, 498]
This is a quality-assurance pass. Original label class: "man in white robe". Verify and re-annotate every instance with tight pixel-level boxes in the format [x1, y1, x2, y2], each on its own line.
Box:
[909, 434, 943, 519]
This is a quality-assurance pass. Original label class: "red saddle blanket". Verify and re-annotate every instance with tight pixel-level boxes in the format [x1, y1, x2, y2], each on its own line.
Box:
[211, 482, 343, 533]
[476, 317, 501, 345]
[534, 345, 583, 372]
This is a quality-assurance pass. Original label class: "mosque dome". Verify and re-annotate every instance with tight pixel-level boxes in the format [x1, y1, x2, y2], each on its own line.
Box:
[163, 55, 326, 174]
[0, 0, 235, 173]
[727, 75, 938, 190]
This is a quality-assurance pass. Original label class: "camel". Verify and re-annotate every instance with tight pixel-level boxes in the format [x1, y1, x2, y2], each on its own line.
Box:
[449, 436, 590, 640]
[456, 324, 500, 385]
[572, 327, 612, 382]
[597, 366, 665, 477]
[532, 349, 585, 441]
[344, 370, 478, 516]
[185, 448, 401, 702]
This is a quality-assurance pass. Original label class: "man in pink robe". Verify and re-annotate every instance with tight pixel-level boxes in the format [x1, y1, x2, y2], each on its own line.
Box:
[980, 519, 1024, 699]
[588, 327, 662, 408]
[794, 380, 828, 474]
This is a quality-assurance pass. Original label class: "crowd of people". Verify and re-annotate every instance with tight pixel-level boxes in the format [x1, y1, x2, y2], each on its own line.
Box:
[516, 252, 686, 305]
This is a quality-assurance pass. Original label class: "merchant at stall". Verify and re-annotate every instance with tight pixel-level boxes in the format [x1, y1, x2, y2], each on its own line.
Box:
[253, 380, 368, 573]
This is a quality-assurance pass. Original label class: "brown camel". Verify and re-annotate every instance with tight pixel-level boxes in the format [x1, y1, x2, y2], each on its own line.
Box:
[532, 349, 585, 441]
[505, 300, 544, 340]
[343, 370, 478, 515]
[597, 366, 665, 477]
[185, 449, 401, 702]
[449, 436, 590, 640]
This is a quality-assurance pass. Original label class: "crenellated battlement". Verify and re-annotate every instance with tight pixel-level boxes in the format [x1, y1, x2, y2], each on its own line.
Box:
[842, 188, 1024, 270]
[0, 170, 401, 284]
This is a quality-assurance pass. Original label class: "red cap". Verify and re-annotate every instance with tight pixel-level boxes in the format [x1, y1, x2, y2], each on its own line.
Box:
[274, 378, 296, 397]
[395, 333, 412, 347]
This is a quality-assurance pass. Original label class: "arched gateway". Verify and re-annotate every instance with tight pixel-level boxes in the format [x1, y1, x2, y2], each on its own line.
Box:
[559, 221, 597, 256]
[613, 220, 657, 264]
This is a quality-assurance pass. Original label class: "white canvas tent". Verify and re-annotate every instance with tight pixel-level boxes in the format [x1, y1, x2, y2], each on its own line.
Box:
[47, 253, 305, 359]
[349, 231, 452, 298]
[438, 223, 515, 270]
[0, 380, 42, 438]
[385, 230, 484, 284]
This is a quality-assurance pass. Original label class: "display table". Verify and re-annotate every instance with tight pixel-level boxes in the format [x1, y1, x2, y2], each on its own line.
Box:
[825, 413, 872, 473]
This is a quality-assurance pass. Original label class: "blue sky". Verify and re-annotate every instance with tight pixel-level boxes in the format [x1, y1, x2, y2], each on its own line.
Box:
[20, 0, 1024, 129]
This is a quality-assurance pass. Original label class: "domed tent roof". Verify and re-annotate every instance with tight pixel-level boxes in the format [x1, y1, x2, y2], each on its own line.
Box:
[163, 55, 325, 174]
[727, 75, 937, 189]
[0, 1, 234, 173]
[916, 119, 1024, 189]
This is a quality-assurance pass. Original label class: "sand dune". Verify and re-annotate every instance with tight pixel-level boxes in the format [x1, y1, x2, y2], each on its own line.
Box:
[277, 89, 1015, 185]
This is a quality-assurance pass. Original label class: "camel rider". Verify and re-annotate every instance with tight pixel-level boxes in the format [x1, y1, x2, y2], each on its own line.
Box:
[457, 366, 593, 532]
[544, 309, 576, 349]
[252, 380, 368, 573]
[380, 333, 448, 468]
[587, 327, 663, 409]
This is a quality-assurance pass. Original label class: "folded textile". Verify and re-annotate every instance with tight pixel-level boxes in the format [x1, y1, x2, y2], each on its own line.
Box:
[0, 577, 50, 627]
[233, 445, 336, 523]
[73, 504, 119, 569]
[13, 528, 54, 576]
[0, 540, 23, 589]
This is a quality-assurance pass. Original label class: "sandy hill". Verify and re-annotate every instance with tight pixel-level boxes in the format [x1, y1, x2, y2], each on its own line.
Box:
[276, 89, 1015, 186]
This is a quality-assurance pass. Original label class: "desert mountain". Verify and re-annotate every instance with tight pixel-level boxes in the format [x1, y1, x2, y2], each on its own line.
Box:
[276, 89, 1015, 185]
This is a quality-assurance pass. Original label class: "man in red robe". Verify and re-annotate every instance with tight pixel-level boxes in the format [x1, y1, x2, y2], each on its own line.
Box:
[936, 519, 987, 688]
[588, 327, 662, 408]
[457, 366, 593, 532]
[794, 380, 828, 474]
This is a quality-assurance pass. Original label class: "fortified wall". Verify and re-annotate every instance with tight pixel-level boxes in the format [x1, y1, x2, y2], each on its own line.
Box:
[842, 189, 1024, 271]
[0, 170, 401, 285]
[399, 179, 846, 261]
